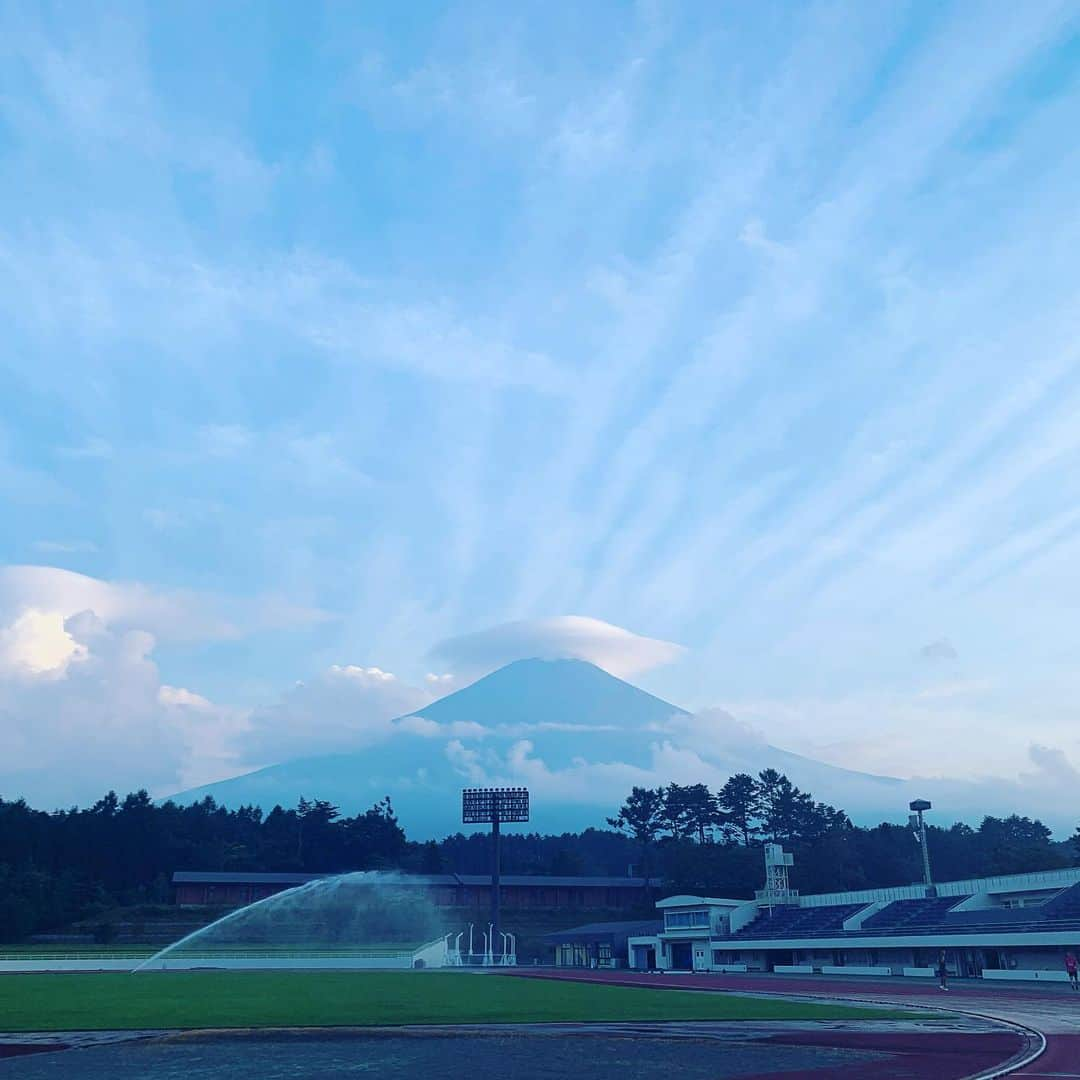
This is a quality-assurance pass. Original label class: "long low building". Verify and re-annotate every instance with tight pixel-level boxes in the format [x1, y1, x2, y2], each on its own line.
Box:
[628, 862, 1080, 981]
[544, 919, 663, 968]
[172, 871, 660, 910]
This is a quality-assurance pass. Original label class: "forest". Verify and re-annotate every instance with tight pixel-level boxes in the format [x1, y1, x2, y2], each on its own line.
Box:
[0, 770, 1076, 940]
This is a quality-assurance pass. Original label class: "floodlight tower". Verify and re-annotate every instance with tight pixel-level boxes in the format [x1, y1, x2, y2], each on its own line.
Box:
[462, 787, 529, 960]
[908, 799, 934, 893]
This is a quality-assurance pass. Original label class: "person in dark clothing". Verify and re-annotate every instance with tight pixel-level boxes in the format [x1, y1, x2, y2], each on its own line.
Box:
[937, 951, 949, 991]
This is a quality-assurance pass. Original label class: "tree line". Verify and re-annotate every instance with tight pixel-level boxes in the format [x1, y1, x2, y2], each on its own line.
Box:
[606, 770, 851, 848]
[0, 776, 1076, 941]
[604, 771, 1077, 899]
[0, 791, 407, 941]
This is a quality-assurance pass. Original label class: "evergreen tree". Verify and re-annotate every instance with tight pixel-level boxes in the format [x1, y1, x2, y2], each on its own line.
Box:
[607, 786, 665, 878]
[717, 773, 760, 845]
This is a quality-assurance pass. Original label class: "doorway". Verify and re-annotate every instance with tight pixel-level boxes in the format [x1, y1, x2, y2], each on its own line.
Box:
[669, 942, 693, 970]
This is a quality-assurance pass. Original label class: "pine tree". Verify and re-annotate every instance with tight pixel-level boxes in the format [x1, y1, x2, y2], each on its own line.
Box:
[717, 773, 761, 845]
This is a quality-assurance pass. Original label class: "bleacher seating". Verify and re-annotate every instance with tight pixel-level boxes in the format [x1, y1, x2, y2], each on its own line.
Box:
[858, 896, 966, 935]
[733, 903, 866, 940]
[943, 907, 1043, 927]
[719, 882, 1080, 943]
[1041, 881, 1080, 920]
[856, 888, 1080, 937]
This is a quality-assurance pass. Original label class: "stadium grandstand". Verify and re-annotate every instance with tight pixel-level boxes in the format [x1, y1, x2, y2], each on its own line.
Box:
[627, 852, 1080, 981]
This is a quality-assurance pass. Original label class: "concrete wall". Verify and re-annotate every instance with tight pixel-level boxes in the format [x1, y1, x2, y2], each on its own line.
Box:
[842, 902, 885, 930]
[984, 969, 1069, 982]
[821, 964, 892, 976]
[0, 959, 139, 972]
[799, 867, 1080, 909]
[728, 901, 761, 934]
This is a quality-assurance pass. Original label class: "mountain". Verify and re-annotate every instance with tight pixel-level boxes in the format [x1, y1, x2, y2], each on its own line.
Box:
[172, 658, 916, 838]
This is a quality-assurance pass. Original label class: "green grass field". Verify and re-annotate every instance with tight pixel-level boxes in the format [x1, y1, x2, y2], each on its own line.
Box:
[0, 971, 917, 1032]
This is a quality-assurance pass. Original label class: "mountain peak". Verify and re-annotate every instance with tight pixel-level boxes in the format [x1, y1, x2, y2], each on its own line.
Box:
[407, 656, 688, 729]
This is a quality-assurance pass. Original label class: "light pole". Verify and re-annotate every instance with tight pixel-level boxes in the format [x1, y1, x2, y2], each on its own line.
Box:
[462, 787, 530, 962]
[909, 799, 934, 893]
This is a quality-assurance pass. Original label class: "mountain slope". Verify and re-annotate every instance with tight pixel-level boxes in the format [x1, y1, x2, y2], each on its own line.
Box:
[171, 658, 905, 837]
[403, 656, 690, 730]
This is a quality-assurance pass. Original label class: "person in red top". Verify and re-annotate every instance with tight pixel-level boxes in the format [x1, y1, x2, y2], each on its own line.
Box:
[1066, 951, 1078, 990]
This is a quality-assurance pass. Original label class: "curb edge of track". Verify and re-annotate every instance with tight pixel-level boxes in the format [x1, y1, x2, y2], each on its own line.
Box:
[501, 970, 1049, 1079]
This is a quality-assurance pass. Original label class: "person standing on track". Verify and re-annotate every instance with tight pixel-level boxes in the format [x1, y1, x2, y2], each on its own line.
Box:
[937, 950, 949, 991]
[1065, 951, 1078, 990]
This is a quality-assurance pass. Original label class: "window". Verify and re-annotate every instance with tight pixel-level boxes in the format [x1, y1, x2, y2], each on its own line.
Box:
[664, 909, 710, 930]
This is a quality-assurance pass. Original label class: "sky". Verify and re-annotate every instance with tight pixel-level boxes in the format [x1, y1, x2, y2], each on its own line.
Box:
[2, 0, 1080, 811]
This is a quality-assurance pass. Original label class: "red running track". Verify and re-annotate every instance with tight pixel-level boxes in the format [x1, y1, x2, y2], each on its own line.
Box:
[504, 968, 1080, 1078]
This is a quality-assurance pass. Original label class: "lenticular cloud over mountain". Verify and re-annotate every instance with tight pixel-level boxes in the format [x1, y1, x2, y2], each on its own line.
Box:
[429, 616, 685, 679]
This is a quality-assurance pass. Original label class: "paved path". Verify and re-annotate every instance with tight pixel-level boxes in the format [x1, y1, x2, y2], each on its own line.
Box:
[0, 1021, 1024, 1080]
[506, 969, 1080, 1076]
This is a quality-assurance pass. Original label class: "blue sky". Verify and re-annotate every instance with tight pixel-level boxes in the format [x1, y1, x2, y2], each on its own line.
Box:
[2, 0, 1080, 807]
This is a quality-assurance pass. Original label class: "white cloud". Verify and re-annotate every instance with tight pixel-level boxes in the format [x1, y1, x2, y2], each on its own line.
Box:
[425, 672, 457, 688]
[2, 237, 571, 395]
[425, 726, 1080, 832]
[1021, 743, 1080, 787]
[0, 566, 336, 803]
[0, 608, 86, 676]
[236, 664, 433, 766]
[444, 738, 490, 783]
[0, 565, 330, 643]
[0, 565, 237, 642]
[653, 706, 768, 751]
[394, 714, 488, 739]
[430, 615, 684, 679]
[0, 608, 242, 805]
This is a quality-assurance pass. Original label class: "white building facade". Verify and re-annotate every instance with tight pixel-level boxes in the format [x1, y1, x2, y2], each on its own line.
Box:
[628, 865, 1080, 981]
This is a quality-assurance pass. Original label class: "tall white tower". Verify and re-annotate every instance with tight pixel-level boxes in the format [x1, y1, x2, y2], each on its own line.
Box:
[755, 843, 798, 911]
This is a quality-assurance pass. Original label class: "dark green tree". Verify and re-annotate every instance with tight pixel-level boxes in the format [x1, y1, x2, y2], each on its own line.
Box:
[717, 773, 760, 845]
[607, 787, 665, 845]
[607, 786, 666, 879]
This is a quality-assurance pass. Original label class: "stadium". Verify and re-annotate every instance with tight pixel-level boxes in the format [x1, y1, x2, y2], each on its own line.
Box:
[624, 852, 1080, 981]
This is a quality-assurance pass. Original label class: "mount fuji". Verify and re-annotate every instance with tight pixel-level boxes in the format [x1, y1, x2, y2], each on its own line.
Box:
[172, 658, 911, 837]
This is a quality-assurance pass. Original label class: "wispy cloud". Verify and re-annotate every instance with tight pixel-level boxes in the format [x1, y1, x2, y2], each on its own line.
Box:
[32, 540, 99, 554]
[2, 0, 1080, 803]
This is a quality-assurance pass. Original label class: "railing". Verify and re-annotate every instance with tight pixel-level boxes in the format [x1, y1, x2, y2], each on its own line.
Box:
[0, 951, 153, 960]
